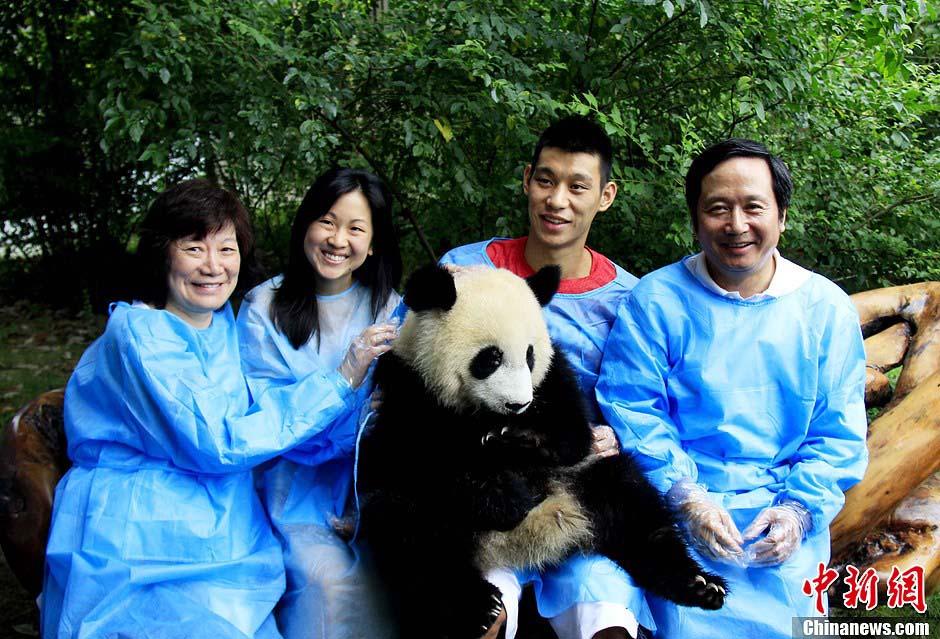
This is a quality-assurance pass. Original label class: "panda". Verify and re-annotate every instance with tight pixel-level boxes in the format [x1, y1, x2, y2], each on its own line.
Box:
[356, 264, 726, 639]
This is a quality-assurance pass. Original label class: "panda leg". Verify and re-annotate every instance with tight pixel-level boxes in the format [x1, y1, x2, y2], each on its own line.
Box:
[367, 537, 505, 639]
[572, 454, 727, 610]
[408, 563, 505, 639]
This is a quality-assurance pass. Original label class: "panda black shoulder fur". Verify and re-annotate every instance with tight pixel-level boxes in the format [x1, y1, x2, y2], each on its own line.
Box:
[357, 264, 726, 639]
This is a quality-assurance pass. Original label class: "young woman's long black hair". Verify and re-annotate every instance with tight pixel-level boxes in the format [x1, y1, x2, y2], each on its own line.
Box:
[271, 168, 402, 350]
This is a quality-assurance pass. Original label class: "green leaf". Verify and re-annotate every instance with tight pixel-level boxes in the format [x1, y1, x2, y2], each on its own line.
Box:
[433, 118, 454, 142]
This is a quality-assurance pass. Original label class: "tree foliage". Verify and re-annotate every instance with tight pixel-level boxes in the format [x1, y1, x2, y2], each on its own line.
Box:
[2, 0, 938, 309]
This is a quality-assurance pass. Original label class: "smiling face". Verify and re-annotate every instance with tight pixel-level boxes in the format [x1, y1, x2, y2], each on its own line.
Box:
[304, 189, 374, 296]
[164, 223, 240, 328]
[695, 156, 786, 297]
[523, 147, 616, 256]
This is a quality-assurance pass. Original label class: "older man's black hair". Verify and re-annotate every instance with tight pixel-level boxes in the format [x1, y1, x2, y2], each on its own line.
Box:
[685, 138, 793, 229]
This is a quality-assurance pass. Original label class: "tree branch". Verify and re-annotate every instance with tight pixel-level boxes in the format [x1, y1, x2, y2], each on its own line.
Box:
[318, 113, 437, 262]
[607, 6, 693, 80]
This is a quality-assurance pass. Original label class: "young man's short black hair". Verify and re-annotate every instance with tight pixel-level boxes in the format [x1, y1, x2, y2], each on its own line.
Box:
[685, 138, 793, 229]
[531, 115, 613, 183]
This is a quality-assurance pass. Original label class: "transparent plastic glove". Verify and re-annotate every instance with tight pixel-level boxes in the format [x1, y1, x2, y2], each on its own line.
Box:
[742, 500, 812, 566]
[667, 478, 744, 563]
[588, 424, 620, 460]
[337, 319, 399, 390]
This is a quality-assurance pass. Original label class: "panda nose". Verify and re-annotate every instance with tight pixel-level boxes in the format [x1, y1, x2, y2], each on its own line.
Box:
[505, 401, 530, 413]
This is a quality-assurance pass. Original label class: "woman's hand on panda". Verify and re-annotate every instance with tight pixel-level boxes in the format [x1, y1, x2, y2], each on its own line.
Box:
[589, 424, 620, 460]
[337, 320, 400, 390]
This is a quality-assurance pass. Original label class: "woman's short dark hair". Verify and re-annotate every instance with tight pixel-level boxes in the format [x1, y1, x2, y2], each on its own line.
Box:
[272, 168, 403, 350]
[135, 179, 256, 308]
[685, 138, 792, 230]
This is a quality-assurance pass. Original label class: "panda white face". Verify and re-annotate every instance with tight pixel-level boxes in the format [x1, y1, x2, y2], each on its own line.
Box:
[468, 343, 536, 414]
[394, 266, 558, 415]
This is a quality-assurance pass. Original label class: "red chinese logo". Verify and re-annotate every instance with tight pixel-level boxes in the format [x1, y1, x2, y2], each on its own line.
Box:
[801, 563, 926, 612]
[842, 565, 879, 611]
[802, 562, 839, 614]
[886, 565, 926, 613]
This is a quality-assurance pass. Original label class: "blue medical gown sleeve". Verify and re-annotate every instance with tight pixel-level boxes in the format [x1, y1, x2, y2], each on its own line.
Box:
[776, 301, 868, 531]
[237, 293, 365, 463]
[98, 306, 356, 474]
[597, 292, 698, 493]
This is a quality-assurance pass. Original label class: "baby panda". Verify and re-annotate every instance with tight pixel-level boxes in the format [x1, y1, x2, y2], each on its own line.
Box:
[356, 264, 726, 639]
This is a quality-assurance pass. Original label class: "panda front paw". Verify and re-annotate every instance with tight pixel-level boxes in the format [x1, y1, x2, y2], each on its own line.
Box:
[682, 573, 727, 610]
[482, 426, 560, 464]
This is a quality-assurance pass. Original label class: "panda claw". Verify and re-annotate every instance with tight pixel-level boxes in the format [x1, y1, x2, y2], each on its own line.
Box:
[501, 426, 510, 436]
[707, 583, 726, 596]
[695, 575, 706, 586]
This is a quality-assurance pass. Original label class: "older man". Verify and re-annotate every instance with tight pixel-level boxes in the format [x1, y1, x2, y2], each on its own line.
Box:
[596, 139, 868, 638]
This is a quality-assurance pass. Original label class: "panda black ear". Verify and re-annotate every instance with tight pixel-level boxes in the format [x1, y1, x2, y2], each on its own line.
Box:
[526, 265, 561, 307]
[404, 264, 458, 312]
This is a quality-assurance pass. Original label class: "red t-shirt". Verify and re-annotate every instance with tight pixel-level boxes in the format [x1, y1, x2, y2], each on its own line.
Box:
[485, 237, 616, 294]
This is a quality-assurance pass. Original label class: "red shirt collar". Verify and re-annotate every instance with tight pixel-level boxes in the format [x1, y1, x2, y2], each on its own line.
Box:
[484, 237, 616, 294]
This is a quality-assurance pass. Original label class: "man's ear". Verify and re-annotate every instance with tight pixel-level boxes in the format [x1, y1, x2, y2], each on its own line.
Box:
[403, 264, 457, 312]
[779, 208, 787, 232]
[522, 164, 533, 195]
[598, 180, 617, 212]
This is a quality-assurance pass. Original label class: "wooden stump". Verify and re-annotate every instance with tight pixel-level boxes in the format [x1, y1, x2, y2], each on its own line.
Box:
[830, 283, 940, 598]
[0, 389, 69, 597]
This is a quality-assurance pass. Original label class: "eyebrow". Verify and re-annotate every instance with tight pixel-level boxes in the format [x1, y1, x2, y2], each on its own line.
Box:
[533, 166, 595, 185]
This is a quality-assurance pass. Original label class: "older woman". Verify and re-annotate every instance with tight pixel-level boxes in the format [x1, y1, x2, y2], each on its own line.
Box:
[41, 180, 386, 639]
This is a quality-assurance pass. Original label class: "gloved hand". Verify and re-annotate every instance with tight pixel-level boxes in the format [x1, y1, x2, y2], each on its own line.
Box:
[742, 500, 812, 566]
[337, 319, 399, 390]
[588, 424, 620, 460]
[667, 478, 744, 563]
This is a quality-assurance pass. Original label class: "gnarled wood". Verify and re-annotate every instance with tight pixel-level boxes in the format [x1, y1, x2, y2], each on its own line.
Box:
[863, 321, 911, 406]
[852, 283, 940, 407]
[831, 282, 940, 582]
[0, 389, 68, 596]
[832, 472, 940, 596]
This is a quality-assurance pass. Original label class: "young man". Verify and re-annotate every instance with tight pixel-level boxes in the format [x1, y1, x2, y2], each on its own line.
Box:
[596, 139, 868, 638]
[442, 115, 648, 639]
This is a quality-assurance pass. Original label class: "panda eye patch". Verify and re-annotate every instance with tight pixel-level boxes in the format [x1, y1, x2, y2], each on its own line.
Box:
[470, 346, 503, 379]
[526, 344, 534, 371]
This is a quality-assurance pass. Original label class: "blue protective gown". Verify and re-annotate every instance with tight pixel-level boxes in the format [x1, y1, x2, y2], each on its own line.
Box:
[236, 277, 400, 639]
[440, 239, 654, 632]
[42, 302, 362, 639]
[596, 257, 868, 639]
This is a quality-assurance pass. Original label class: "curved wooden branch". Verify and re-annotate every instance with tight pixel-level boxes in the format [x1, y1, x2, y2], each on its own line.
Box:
[831, 282, 940, 566]
[863, 321, 911, 406]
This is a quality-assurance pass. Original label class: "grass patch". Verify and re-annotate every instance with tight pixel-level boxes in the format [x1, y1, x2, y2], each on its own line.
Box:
[0, 301, 104, 424]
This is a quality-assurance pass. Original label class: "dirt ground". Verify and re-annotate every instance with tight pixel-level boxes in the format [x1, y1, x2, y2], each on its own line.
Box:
[0, 551, 38, 638]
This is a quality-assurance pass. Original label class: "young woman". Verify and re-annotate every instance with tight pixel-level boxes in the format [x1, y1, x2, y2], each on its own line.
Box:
[236, 168, 402, 639]
[42, 179, 385, 638]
